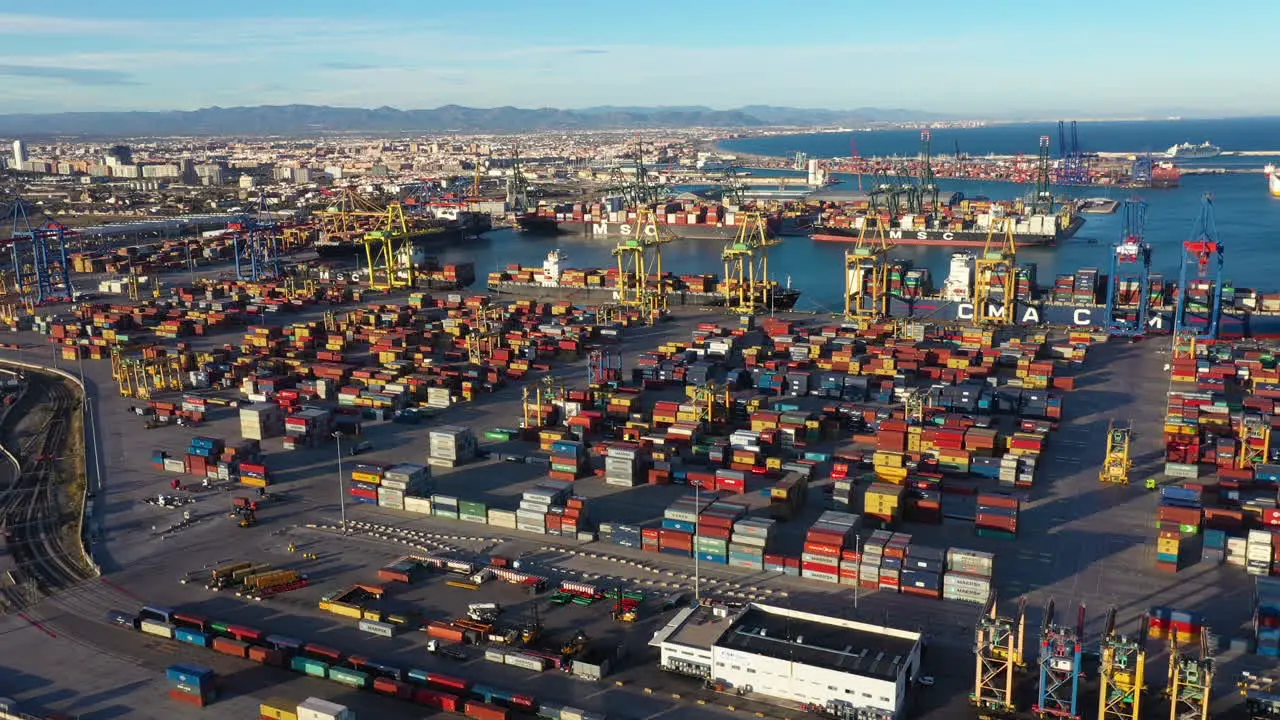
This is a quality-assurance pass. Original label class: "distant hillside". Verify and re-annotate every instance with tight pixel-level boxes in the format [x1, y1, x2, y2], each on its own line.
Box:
[0, 104, 950, 137]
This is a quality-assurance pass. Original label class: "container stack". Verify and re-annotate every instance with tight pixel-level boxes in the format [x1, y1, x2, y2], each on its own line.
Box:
[283, 407, 334, 450]
[240, 405, 284, 441]
[694, 501, 748, 566]
[1155, 486, 1203, 572]
[604, 446, 646, 487]
[1201, 529, 1227, 566]
[515, 481, 571, 535]
[428, 425, 477, 468]
[349, 462, 385, 505]
[830, 473, 857, 512]
[382, 463, 431, 498]
[863, 483, 905, 526]
[1255, 577, 1280, 656]
[431, 493, 460, 519]
[185, 436, 225, 478]
[728, 517, 775, 570]
[1248, 530, 1274, 577]
[657, 494, 712, 557]
[598, 522, 643, 549]
[856, 530, 890, 589]
[549, 439, 588, 481]
[900, 545, 945, 599]
[801, 511, 860, 584]
[296, 697, 356, 720]
[457, 499, 487, 524]
[943, 548, 995, 604]
[975, 493, 1020, 539]
[165, 662, 217, 708]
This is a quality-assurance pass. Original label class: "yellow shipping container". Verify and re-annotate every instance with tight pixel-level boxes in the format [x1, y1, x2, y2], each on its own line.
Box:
[319, 600, 364, 619]
[874, 466, 909, 482]
[362, 608, 384, 621]
[872, 451, 905, 468]
[350, 471, 381, 484]
[260, 700, 299, 720]
[239, 476, 269, 488]
[1156, 537, 1181, 555]
[765, 457, 783, 471]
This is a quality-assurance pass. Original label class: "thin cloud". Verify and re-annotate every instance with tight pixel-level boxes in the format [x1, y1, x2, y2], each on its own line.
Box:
[573, 49, 609, 55]
[0, 64, 138, 86]
[321, 62, 381, 71]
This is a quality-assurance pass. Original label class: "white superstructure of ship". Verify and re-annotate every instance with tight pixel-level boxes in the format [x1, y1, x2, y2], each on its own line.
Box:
[940, 253, 974, 301]
[1166, 141, 1221, 160]
[1267, 163, 1280, 197]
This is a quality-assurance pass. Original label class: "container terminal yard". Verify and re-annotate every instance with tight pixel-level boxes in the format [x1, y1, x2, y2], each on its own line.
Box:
[3, 178, 1280, 720]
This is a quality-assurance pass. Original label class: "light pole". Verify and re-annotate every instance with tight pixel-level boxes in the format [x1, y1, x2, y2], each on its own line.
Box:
[693, 480, 701, 604]
[332, 431, 347, 534]
[853, 532, 861, 613]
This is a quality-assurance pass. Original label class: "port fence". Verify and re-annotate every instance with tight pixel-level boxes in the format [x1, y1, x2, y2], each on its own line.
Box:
[0, 358, 101, 578]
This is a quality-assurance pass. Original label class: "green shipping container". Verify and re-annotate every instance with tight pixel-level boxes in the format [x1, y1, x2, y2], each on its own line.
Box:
[485, 430, 514, 441]
[328, 667, 370, 689]
[433, 508, 460, 519]
[459, 500, 487, 516]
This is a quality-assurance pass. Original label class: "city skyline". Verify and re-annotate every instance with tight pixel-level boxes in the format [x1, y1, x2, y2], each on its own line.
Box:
[0, 1, 1277, 118]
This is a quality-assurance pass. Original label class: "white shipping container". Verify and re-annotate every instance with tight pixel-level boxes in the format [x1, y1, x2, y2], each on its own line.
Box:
[505, 652, 548, 672]
[297, 697, 355, 720]
[403, 496, 432, 514]
[358, 619, 396, 637]
[380, 478, 408, 491]
[163, 458, 186, 473]
[801, 569, 840, 584]
[485, 648, 508, 663]
[488, 509, 518, 529]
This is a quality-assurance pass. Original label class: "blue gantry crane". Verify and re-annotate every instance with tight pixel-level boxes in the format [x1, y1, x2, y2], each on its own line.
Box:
[1055, 121, 1090, 186]
[1034, 599, 1085, 720]
[228, 195, 281, 282]
[1173, 194, 1224, 345]
[1130, 153, 1154, 188]
[3, 193, 75, 304]
[1104, 198, 1153, 337]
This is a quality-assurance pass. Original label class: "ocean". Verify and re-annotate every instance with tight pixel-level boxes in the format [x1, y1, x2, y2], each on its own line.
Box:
[432, 118, 1280, 312]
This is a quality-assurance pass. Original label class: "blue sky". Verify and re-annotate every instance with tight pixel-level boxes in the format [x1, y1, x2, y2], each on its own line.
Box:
[0, 1, 1275, 116]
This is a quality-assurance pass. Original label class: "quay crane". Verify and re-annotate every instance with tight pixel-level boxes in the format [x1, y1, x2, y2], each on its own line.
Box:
[1034, 599, 1085, 720]
[1031, 135, 1056, 215]
[1098, 608, 1148, 720]
[1239, 417, 1272, 470]
[1167, 630, 1213, 720]
[362, 203, 419, 291]
[721, 212, 781, 315]
[2, 194, 75, 304]
[972, 217, 1018, 325]
[1099, 421, 1134, 484]
[972, 593, 1027, 714]
[844, 215, 895, 322]
[613, 208, 673, 323]
[1172, 195, 1224, 361]
[917, 131, 940, 214]
[1104, 198, 1153, 337]
[1055, 121, 1090, 186]
[228, 195, 282, 282]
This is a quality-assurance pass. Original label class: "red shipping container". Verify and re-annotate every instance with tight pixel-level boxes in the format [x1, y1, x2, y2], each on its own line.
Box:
[804, 541, 842, 557]
[212, 636, 248, 658]
[696, 525, 732, 540]
[801, 560, 838, 574]
[374, 677, 412, 699]
[465, 701, 511, 720]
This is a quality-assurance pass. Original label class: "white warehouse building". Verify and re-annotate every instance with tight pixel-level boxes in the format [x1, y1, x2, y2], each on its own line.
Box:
[652, 603, 922, 720]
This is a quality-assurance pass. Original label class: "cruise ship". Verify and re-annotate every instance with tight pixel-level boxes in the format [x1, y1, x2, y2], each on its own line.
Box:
[1267, 163, 1280, 197]
[1166, 141, 1222, 160]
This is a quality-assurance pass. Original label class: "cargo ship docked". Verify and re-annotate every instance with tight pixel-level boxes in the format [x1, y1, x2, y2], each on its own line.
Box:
[810, 192, 1084, 248]
[315, 207, 490, 259]
[517, 199, 781, 241]
[487, 250, 801, 310]
[864, 252, 1280, 338]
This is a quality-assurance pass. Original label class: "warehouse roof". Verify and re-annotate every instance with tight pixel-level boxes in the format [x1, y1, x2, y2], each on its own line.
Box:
[715, 605, 918, 681]
[652, 604, 736, 650]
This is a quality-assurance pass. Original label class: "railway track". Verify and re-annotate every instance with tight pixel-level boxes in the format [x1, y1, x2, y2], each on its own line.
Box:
[0, 374, 99, 611]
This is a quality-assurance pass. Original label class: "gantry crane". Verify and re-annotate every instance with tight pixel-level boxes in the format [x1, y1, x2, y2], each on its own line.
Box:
[721, 212, 781, 315]
[689, 381, 731, 427]
[1099, 608, 1148, 720]
[1167, 631, 1213, 720]
[1035, 599, 1085, 720]
[112, 348, 185, 400]
[844, 215, 896, 322]
[3, 195, 75, 304]
[917, 131, 940, 215]
[1105, 198, 1153, 337]
[1100, 421, 1134, 484]
[521, 375, 565, 429]
[1173, 195, 1224, 358]
[1239, 671, 1280, 720]
[315, 187, 391, 239]
[587, 349, 622, 387]
[1031, 135, 1056, 215]
[363, 203, 418, 291]
[1240, 417, 1272, 470]
[973, 593, 1028, 714]
[467, 304, 506, 365]
[229, 195, 281, 282]
[867, 169, 897, 214]
[972, 216, 1018, 325]
[613, 208, 673, 322]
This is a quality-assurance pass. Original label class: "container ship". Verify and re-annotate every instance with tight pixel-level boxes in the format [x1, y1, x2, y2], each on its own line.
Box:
[866, 252, 1280, 338]
[487, 250, 801, 310]
[1150, 162, 1182, 189]
[1267, 164, 1280, 197]
[517, 199, 781, 241]
[315, 208, 490, 259]
[810, 193, 1084, 248]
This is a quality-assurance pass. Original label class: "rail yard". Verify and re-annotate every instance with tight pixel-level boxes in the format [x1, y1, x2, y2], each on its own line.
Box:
[1, 181, 1280, 720]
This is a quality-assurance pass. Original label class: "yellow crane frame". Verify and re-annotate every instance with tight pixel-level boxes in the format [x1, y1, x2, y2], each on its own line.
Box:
[1098, 608, 1147, 720]
[112, 349, 185, 399]
[315, 187, 388, 237]
[688, 381, 730, 425]
[1166, 632, 1212, 720]
[844, 215, 895, 321]
[972, 593, 1027, 713]
[722, 212, 780, 315]
[1171, 331, 1198, 363]
[972, 216, 1018, 325]
[1240, 418, 1272, 469]
[521, 375, 565, 429]
[612, 209, 672, 321]
[467, 304, 506, 365]
[363, 204, 417, 291]
[1100, 420, 1134, 484]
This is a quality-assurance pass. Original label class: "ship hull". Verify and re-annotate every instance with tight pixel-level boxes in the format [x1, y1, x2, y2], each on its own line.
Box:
[810, 216, 1083, 248]
[516, 216, 562, 235]
[488, 282, 800, 311]
[557, 220, 753, 241]
[883, 296, 1280, 338]
[314, 227, 466, 259]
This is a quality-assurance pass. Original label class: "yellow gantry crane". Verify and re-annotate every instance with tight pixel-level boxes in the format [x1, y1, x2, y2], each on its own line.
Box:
[1240, 417, 1272, 469]
[1098, 608, 1148, 720]
[972, 593, 1027, 714]
[315, 187, 389, 238]
[1171, 331, 1199, 363]
[1100, 420, 1134, 484]
[844, 215, 896, 321]
[1167, 631, 1213, 720]
[467, 304, 506, 365]
[687, 381, 731, 426]
[521, 375, 565, 429]
[721, 212, 781, 315]
[112, 348, 185, 400]
[972, 216, 1018, 325]
[362, 203, 419, 291]
[612, 208, 673, 322]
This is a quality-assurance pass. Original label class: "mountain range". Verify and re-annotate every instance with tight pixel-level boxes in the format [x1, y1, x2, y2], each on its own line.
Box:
[0, 104, 952, 137]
